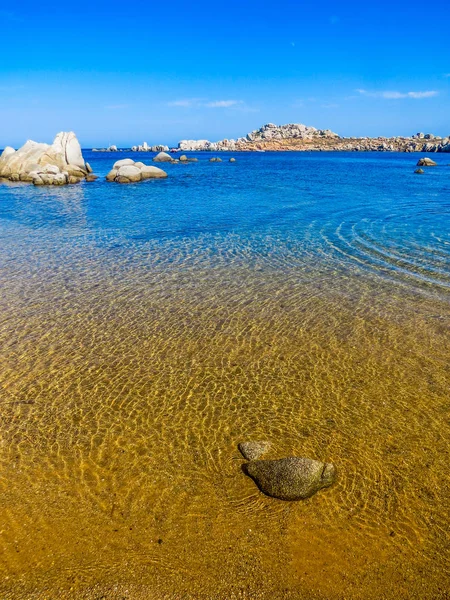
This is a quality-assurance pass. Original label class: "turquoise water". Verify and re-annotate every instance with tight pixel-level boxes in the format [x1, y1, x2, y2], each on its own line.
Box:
[0, 152, 449, 599]
[1, 151, 449, 296]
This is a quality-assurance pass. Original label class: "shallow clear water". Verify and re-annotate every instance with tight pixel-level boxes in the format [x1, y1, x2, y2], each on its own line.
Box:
[0, 152, 449, 599]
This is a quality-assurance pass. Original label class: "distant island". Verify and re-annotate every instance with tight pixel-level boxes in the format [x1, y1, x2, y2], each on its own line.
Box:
[94, 123, 450, 154]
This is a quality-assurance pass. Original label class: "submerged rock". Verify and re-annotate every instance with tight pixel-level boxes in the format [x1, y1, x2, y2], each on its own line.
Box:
[238, 441, 271, 461]
[244, 456, 336, 500]
[414, 168, 425, 174]
[417, 157, 437, 166]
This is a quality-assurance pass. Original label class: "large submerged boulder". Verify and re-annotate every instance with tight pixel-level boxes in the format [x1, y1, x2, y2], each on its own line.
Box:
[106, 159, 168, 183]
[244, 456, 336, 501]
[0, 132, 91, 185]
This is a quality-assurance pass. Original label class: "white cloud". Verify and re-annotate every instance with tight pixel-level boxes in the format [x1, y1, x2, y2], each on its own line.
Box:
[204, 100, 242, 108]
[356, 89, 438, 99]
[167, 98, 200, 107]
[168, 98, 244, 109]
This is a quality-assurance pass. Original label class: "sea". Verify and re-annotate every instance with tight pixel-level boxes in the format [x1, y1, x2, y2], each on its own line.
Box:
[0, 151, 449, 599]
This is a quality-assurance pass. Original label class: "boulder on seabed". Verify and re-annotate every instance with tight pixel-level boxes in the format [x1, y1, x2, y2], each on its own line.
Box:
[238, 441, 271, 461]
[106, 159, 168, 183]
[0, 132, 94, 185]
[153, 152, 173, 163]
[244, 456, 336, 501]
[417, 157, 437, 166]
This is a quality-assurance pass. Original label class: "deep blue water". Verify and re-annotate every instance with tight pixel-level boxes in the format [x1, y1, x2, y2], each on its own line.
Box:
[1, 151, 449, 297]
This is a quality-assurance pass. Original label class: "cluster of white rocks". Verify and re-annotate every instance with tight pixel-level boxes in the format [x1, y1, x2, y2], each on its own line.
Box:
[0, 132, 95, 185]
[132, 143, 169, 152]
[106, 159, 168, 183]
[246, 122, 338, 141]
[178, 123, 450, 153]
[93, 143, 170, 152]
[178, 123, 338, 151]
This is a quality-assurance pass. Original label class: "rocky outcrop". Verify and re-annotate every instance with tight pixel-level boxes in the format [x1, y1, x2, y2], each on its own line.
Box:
[106, 159, 168, 183]
[130, 143, 170, 152]
[246, 122, 338, 142]
[417, 157, 437, 166]
[178, 123, 450, 153]
[0, 132, 91, 185]
[244, 456, 336, 501]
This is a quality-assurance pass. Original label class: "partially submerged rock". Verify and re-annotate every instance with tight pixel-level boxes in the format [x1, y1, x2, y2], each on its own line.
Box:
[414, 168, 425, 174]
[229, 157, 236, 162]
[417, 157, 437, 166]
[244, 456, 336, 501]
[209, 157, 222, 162]
[238, 441, 271, 461]
[106, 160, 167, 183]
[0, 132, 92, 185]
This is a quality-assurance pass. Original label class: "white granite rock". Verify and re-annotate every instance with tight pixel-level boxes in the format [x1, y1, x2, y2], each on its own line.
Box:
[0, 132, 91, 185]
[106, 160, 168, 183]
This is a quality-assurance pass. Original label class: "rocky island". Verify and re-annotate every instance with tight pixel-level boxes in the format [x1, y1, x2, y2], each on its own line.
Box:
[178, 122, 450, 153]
[0, 132, 94, 185]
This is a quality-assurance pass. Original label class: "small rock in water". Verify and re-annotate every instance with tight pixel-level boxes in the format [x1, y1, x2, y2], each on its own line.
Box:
[414, 168, 425, 174]
[417, 157, 437, 166]
[153, 152, 173, 163]
[238, 441, 271, 461]
[229, 157, 236, 162]
[244, 456, 336, 500]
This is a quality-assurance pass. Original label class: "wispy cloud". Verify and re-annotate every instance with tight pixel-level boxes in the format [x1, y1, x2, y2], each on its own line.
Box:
[322, 103, 339, 108]
[167, 98, 202, 107]
[444, 74, 450, 78]
[168, 98, 244, 109]
[356, 88, 438, 99]
[204, 100, 242, 108]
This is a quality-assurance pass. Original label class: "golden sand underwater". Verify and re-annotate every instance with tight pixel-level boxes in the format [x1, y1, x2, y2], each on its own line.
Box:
[0, 228, 448, 600]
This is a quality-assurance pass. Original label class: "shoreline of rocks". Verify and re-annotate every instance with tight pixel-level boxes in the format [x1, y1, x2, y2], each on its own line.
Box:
[177, 123, 450, 153]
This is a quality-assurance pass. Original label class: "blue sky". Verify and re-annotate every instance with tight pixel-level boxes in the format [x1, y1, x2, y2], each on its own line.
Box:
[1, 0, 449, 147]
